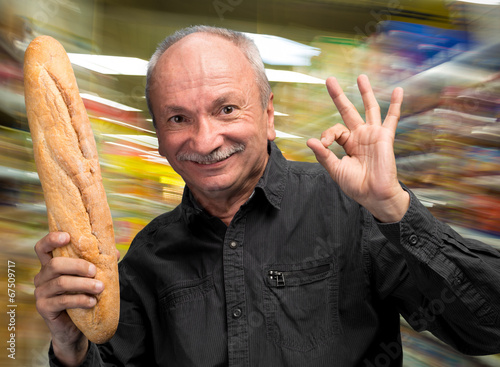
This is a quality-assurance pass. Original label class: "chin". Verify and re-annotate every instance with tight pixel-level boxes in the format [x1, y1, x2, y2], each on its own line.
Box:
[191, 177, 236, 193]
[201, 182, 234, 193]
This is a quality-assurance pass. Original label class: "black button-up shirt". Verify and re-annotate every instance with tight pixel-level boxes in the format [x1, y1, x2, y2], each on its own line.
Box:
[50, 142, 500, 366]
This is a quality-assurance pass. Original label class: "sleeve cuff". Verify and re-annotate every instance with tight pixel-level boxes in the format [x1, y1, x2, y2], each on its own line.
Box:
[376, 184, 440, 261]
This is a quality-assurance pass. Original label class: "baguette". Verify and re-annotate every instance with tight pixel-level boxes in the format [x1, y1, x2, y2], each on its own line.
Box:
[24, 36, 119, 344]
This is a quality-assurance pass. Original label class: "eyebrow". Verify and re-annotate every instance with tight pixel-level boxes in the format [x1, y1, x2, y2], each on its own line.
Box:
[162, 105, 187, 116]
[212, 93, 245, 109]
[212, 96, 228, 108]
[160, 93, 245, 118]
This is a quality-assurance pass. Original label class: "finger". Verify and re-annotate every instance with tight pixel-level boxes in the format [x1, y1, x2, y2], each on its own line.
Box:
[319, 123, 351, 148]
[357, 74, 381, 125]
[35, 275, 104, 301]
[307, 138, 341, 177]
[34, 257, 96, 288]
[37, 293, 97, 318]
[35, 232, 70, 266]
[326, 77, 364, 130]
[383, 86, 404, 133]
[116, 249, 121, 262]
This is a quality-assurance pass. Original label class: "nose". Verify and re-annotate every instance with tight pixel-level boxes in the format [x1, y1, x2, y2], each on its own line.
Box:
[189, 115, 223, 156]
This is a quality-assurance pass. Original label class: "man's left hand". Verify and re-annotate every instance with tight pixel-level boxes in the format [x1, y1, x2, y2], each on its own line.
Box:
[307, 74, 409, 223]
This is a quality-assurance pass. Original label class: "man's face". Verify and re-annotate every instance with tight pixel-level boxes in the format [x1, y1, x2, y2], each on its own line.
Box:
[150, 33, 275, 202]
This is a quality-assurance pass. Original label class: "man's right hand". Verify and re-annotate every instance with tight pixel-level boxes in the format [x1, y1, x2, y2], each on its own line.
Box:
[34, 232, 103, 366]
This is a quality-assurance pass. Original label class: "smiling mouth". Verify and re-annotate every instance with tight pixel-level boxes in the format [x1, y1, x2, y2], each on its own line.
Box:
[177, 143, 245, 165]
[196, 159, 225, 165]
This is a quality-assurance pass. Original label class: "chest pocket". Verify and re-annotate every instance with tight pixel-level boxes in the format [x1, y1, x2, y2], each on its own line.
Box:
[158, 275, 227, 366]
[263, 257, 340, 352]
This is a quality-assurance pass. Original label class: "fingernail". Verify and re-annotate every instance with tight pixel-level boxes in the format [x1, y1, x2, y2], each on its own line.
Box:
[88, 264, 97, 277]
[88, 297, 97, 307]
[58, 233, 68, 243]
[94, 281, 104, 292]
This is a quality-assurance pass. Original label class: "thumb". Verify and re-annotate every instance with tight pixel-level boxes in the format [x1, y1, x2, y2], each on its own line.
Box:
[307, 138, 341, 177]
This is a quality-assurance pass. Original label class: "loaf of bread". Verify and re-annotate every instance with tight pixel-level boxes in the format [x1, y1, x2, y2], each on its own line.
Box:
[24, 36, 119, 344]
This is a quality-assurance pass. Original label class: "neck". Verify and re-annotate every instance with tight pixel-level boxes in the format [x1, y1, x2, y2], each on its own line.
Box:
[191, 176, 260, 226]
[196, 193, 251, 226]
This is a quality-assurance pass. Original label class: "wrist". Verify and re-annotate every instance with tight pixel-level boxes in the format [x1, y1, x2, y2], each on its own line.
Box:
[367, 188, 410, 223]
[52, 335, 89, 367]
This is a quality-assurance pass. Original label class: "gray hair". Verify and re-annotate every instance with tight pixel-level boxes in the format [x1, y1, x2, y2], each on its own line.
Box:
[145, 25, 272, 126]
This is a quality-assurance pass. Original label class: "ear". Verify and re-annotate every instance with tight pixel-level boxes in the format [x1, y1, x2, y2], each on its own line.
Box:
[266, 93, 276, 141]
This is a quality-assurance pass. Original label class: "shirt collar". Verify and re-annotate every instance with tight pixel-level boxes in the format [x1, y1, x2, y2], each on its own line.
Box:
[181, 140, 288, 214]
[255, 141, 287, 210]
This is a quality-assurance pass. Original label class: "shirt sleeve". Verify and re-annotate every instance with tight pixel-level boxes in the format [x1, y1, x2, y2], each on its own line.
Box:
[374, 186, 500, 355]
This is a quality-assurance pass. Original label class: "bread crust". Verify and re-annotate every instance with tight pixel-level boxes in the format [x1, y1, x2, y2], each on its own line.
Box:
[24, 36, 119, 344]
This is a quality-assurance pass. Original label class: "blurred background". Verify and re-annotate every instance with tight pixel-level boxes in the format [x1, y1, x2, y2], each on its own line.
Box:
[0, 0, 499, 365]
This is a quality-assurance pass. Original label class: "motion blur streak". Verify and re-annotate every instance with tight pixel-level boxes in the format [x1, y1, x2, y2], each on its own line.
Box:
[0, 0, 498, 366]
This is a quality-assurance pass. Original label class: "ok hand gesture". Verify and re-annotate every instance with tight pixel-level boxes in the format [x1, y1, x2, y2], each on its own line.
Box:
[307, 74, 409, 223]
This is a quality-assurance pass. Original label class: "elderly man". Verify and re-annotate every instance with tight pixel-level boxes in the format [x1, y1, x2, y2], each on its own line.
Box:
[34, 26, 500, 366]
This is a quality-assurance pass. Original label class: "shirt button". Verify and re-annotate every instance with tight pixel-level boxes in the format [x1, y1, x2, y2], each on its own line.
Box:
[408, 234, 419, 245]
[229, 241, 238, 249]
[232, 308, 242, 319]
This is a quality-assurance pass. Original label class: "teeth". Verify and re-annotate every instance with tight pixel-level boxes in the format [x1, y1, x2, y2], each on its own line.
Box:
[197, 156, 228, 164]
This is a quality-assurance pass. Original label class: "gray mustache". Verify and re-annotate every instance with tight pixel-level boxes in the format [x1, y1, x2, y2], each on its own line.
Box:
[177, 143, 245, 164]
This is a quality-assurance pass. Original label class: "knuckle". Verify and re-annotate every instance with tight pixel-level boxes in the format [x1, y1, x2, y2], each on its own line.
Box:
[36, 297, 58, 319]
[338, 105, 350, 115]
[46, 257, 58, 272]
[35, 297, 46, 314]
[33, 272, 41, 287]
[34, 239, 45, 258]
[33, 286, 41, 301]
[59, 294, 71, 308]
[54, 276, 66, 290]
[48, 231, 60, 242]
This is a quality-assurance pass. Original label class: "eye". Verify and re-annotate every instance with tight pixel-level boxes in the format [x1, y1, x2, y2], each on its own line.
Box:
[168, 115, 185, 123]
[222, 106, 235, 115]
